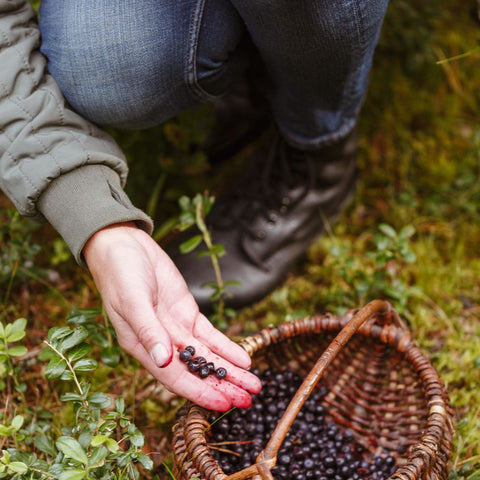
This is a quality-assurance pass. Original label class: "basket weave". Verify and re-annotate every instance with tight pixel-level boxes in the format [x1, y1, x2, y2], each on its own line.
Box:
[172, 300, 454, 480]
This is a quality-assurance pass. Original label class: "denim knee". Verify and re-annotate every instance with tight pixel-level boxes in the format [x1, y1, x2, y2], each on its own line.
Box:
[39, 0, 246, 130]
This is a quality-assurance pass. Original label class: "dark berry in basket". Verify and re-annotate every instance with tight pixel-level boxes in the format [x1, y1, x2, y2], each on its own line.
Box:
[215, 367, 227, 379]
[185, 345, 195, 355]
[209, 368, 398, 480]
[179, 349, 192, 363]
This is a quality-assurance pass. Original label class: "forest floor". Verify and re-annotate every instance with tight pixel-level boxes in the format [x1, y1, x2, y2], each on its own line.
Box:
[1, 0, 479, 478]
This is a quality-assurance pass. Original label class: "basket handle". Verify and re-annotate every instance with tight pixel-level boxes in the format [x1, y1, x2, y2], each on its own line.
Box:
[227, 299, 393, 480]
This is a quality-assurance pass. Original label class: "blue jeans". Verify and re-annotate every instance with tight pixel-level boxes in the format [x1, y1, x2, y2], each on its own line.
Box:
[39, 0, 388, 150]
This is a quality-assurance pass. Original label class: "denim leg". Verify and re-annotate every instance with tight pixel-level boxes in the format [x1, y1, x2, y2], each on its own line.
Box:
[39, 0, 246, 129]
[230, 0, 389, 149]
[39, 0, 388, 145]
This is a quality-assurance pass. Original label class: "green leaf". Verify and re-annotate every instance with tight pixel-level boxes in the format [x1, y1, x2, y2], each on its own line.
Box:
[178, 211, 195, 229]
[48, 326, 72, 342]
[378, 223, 397, 239]
[0, 322, 4, 337]
[60, 369, 74, 381]
[136, 452, 154, 470]
[66, 308, 102, 324]
[68, 344, 92, 362]
[56, 436, 88, 465]
[58, 328, 89, 352]
[8, 318, 27, 336]
[60, 392, 85, 403]
[11, 415, 24, 431]
[90, 434, 109, 447]
[73, 358, 98, 372]
[399, 224, 415, 240]
[178, 195, 192, 213]
[78, 430, 93, 449]
[88, 446, 108, 467]
[15, 382, 27, 393]
[6, 330, 25, 343]
[7, 346, 27, 357]
[105, 438, 120, 453]
[101, 346, 120, 367]
[179, 235, 203, 254]
[45, 357, 67, 379]
[34, 433, 57, 456]
[202, 195, 215, 216]
[0, 424, 14, 436]
[7, 461, 28, 474]
[58, 469, 87, 480]
[403, 250, 417, 263]
[209, 243, 225, 257]
[87, 393, 112, 409]
[128, 430, 145, 448]
[99, 420, 118, 433]
[115, 397, 125, 414]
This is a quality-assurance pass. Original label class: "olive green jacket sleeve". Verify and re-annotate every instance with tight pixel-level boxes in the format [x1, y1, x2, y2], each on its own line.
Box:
[0, 0, 153, 264]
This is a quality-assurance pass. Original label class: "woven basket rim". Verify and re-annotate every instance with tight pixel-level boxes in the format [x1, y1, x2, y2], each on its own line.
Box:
[172, 301, 454, 480]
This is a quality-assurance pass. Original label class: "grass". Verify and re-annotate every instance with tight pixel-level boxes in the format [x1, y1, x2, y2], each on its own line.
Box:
[1, 0, 479, 477]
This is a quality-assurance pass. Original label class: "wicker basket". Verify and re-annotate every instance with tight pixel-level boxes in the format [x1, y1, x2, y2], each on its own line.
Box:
[172, 300, 454, 480]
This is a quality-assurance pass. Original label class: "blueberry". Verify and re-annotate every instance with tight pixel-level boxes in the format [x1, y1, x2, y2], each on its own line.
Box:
[198, 364, 211, 378]
[195, 356, 207, 365]
[215, 367, 227, 379]
[188, 359, 201, 372]
[206, 362, 215, 373]
[185, 345, 195, 355]
[179, 349, 192, 362]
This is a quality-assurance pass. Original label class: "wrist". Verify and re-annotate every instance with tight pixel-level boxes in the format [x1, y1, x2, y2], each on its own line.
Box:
[83, 221, 139, 266]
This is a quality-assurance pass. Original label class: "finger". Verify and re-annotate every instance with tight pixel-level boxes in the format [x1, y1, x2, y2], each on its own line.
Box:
[192, 315, 252, 369]
[203, 374, 253, 409]
[129, 341, 234, 412]
[109, 303, 173, 368]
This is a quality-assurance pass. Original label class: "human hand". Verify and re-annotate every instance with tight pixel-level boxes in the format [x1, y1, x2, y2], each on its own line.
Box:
[83, 222, 262, 411]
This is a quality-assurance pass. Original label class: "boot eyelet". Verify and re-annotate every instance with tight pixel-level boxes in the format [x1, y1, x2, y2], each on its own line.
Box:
[268, 212, 278, 223]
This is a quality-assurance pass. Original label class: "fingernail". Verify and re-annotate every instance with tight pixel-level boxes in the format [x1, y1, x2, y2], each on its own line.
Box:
[150, 343, 171, 368]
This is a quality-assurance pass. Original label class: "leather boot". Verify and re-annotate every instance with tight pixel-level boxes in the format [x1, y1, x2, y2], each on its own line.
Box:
[166, 127, 358, 312]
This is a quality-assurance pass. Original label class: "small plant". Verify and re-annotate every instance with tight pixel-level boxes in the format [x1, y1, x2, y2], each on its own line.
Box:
[66, 307, 121, 367]
[322, 223, 421, 315]
[0, 318, 28, 394]
[177, 193, 239, 328]
[0, 322, 153, 480]
[0, 210, 41, 304]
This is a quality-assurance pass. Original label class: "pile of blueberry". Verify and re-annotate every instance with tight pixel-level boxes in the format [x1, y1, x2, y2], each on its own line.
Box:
[209, 368, 397, 480]
[179, 346, 227, 379]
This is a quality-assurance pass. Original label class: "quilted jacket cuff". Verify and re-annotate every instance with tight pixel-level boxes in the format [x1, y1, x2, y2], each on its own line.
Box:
[37, 164, 153, 267]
